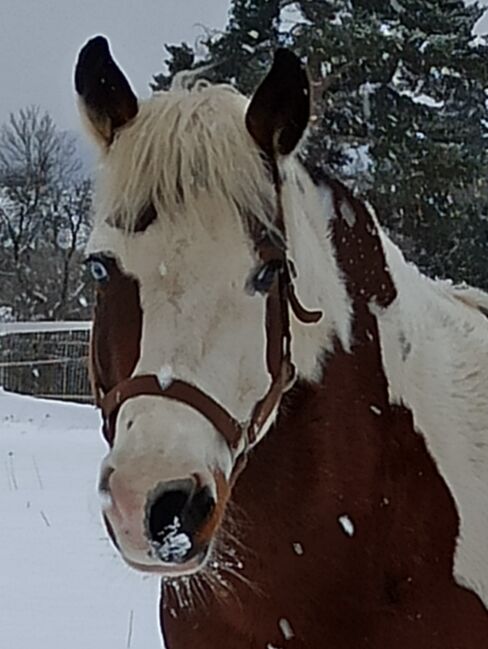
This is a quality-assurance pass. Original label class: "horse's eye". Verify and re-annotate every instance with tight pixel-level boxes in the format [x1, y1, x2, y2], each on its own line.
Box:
[87, 258, 109, 283]
[251, 260, 282, 294]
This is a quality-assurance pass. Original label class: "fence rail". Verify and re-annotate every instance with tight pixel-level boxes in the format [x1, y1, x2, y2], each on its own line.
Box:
[0, 321, 93, 403]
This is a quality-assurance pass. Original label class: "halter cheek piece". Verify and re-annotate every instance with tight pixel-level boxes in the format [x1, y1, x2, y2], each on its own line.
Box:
[99, 173, 323, 480]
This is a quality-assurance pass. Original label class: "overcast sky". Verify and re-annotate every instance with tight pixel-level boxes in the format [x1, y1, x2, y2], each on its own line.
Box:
[0, 0, 231, 132]
[0, 0, 486, 135]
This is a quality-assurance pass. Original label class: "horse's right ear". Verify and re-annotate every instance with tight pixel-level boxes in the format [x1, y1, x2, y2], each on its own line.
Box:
[246, 49, 310, 157]
[74, 36, 138, 148]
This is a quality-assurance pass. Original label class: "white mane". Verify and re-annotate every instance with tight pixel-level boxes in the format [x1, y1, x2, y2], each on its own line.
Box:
[94, 84, 276, 233]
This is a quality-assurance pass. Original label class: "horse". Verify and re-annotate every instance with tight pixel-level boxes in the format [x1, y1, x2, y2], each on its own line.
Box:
[75, 36, 488, 648]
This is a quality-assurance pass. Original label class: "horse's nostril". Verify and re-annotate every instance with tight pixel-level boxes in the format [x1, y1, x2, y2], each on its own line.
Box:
[148, 484, 192, 542]
[146, 480, 216, 563]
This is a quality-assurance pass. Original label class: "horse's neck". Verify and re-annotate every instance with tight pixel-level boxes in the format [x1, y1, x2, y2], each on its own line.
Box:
[281, 163, 354, 381]
[220, 274, 478, 641]
[231, 168, 457, 616]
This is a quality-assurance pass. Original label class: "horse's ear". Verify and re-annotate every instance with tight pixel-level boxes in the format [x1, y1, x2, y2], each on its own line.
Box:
[246, 49, 310, 157]
[74, 36, 138, 148]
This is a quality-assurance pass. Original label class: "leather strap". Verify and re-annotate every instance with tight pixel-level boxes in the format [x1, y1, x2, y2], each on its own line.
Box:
[102, 375, 243, 449]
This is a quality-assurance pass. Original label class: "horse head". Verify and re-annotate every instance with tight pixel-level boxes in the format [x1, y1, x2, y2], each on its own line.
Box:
[74, 36, 349, 578]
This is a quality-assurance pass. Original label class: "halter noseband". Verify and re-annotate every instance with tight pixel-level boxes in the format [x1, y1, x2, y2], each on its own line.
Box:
[99, 170, 323, 478]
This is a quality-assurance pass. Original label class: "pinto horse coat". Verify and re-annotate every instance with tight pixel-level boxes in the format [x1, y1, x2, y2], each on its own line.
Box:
[161, 174, 488, 649]
[75, 37, 488, 649]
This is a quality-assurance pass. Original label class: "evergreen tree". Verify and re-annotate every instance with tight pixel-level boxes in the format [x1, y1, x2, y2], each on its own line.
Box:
[152, 0, 488, 287]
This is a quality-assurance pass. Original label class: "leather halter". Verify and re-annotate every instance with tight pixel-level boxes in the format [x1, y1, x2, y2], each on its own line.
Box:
[99, 169, 323, 476]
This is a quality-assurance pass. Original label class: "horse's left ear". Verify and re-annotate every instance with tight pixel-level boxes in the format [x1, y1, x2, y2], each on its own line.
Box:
[246, 49, 310, 157]
[74, 36, 138, 148]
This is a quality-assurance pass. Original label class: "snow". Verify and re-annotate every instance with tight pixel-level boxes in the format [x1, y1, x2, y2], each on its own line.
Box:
[277, 2, 311, 34]
[292, 542, 304, 556]
[342, 144, 374, 178]
[154, 517, 192, 563]
[338, 514, 355, 537]
[410, 93, 445, 109]
[390, 0, 405, 13]
[470, 35, 487, 48]
[157, 365, 174, 390]
[0, 389, 163, 649]
[0, 305, 15, 322]
[358, 82, 380, 121]
[279, 617, 294, 640]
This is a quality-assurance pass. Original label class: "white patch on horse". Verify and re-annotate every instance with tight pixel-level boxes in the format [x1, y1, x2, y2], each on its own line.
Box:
[338, 514, 355, 537]
[159, 261, 167, 277]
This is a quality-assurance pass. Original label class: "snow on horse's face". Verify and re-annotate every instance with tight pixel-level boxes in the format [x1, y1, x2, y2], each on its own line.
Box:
[75, 38, 336, 576]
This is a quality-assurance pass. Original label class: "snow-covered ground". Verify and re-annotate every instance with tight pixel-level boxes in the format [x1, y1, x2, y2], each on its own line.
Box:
[0, 389, 163, 649]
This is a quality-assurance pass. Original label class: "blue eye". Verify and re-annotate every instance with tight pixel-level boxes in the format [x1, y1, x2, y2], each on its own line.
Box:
[251, 260, 282, 294]
[88, 259, 109, 283]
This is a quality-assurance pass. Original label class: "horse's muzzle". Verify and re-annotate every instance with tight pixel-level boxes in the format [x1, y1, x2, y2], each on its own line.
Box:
[99, 463, 225, 576]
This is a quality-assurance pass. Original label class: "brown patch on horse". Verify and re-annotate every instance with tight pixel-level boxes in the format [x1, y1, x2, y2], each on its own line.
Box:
[89, 257, 142, 443]
[162, 176, 488, 648]
[75, 36, 138, 146]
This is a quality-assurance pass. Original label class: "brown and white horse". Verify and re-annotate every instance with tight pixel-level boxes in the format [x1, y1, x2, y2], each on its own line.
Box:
[75, 36, 488, 648]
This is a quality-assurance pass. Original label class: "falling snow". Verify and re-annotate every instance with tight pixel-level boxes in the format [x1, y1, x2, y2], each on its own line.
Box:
[338, 515, 355, 537]
[157, 365, 173, 389]
[293, 542, 304, 556]
[279, 618, 295, 641]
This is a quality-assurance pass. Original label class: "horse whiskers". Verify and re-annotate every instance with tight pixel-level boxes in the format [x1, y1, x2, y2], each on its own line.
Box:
[161, 530, 258, 615]
[218, 504, 253, 557]
[190, 572, 210, 609]
[162, 577, 194, 611]
[218, 562, 262, 598]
